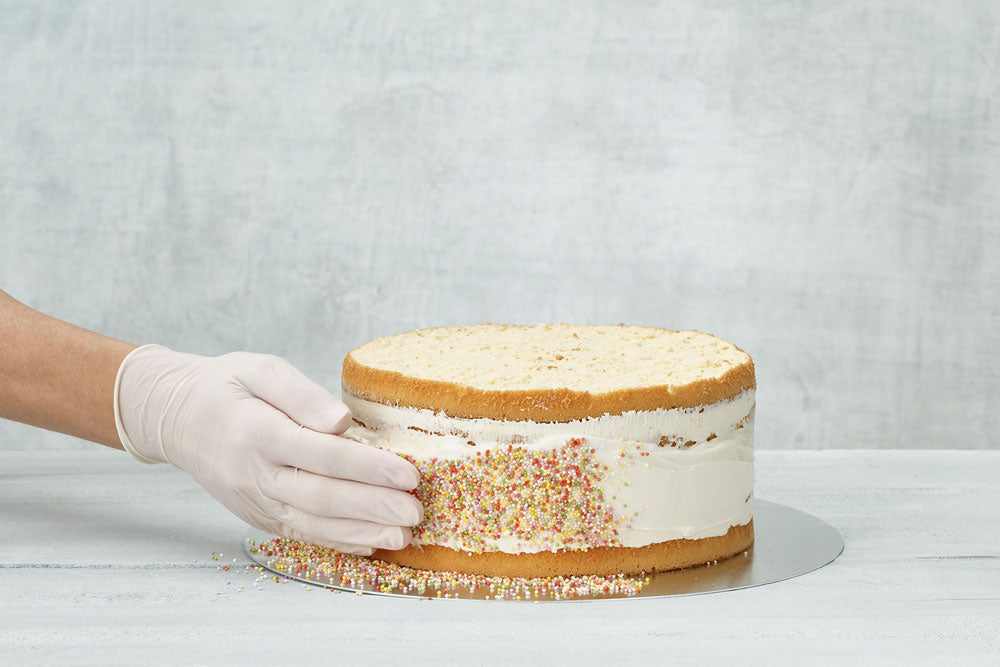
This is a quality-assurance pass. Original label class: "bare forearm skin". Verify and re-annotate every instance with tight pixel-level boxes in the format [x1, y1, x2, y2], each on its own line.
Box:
[0, 290, 137, 448]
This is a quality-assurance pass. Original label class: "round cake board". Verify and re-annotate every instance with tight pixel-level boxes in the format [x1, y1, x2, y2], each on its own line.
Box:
[242, 499, 843, 601]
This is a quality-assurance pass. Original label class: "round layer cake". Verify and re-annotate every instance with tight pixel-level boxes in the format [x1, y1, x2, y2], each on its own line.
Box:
[341, 323, 755, 577]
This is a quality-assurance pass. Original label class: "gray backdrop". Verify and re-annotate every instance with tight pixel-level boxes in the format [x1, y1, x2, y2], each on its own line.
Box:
[1, 1, 997, 451]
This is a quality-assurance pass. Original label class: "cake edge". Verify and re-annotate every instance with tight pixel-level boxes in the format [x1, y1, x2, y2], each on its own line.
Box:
[372, 521, 754, 578]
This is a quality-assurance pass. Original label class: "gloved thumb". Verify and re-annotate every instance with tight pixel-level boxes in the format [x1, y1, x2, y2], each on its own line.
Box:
[233, 353, 352, 434]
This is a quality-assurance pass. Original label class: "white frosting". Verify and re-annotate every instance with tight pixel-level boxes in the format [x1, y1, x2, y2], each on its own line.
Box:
[343, 391, 755, 553]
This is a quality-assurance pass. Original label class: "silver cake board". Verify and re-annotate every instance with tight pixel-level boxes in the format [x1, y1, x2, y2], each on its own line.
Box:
[243, 499, 843, 601]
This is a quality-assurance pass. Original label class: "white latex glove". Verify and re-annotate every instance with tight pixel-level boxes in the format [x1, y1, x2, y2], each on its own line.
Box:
[113, 344, 422, 555]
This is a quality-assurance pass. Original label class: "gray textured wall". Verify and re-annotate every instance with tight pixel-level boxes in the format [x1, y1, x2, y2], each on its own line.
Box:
[1, 1, 998, 451]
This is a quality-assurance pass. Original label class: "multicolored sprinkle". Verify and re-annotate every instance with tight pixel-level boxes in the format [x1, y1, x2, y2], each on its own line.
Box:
[400, 437, 627, 553]
[247, 537, 647, 600]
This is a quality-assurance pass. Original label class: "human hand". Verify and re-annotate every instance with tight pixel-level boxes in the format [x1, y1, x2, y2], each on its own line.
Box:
[113, 345, 422, 555]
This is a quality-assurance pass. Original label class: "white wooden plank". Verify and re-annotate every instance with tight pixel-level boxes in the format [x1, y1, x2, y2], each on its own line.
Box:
[1, 449, 998, 664]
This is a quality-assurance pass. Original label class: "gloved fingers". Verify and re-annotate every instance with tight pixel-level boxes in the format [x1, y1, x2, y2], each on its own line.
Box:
[277, 504, 411, 551]
[236, 512, 373, 556]
[265, 412, 420, 490]
[232, 352, 353, 434]
[269, 466, 423, 526]
[320, 542, 375, 556]
[236, 514, 372, 555]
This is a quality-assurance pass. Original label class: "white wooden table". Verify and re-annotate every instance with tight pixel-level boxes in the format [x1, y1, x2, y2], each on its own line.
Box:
[1, 449, 998, 665]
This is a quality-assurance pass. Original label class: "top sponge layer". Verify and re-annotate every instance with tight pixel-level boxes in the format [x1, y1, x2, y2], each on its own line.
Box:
[343, 324, 754, 421]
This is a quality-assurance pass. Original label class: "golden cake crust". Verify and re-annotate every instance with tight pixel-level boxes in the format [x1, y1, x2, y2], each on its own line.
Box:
[374, 521, 754, 578]
[342, 324, 755, 421]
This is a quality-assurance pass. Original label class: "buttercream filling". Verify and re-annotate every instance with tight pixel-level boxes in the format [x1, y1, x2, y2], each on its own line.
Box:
[343, 389, 755, 553]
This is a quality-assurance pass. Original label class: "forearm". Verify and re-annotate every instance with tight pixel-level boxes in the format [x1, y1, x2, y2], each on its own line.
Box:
[0, 291, 421, 548]
[0, 290, 136, 448]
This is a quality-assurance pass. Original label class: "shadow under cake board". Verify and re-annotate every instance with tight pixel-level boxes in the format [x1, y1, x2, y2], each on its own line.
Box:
[243, 499, 843, 601]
